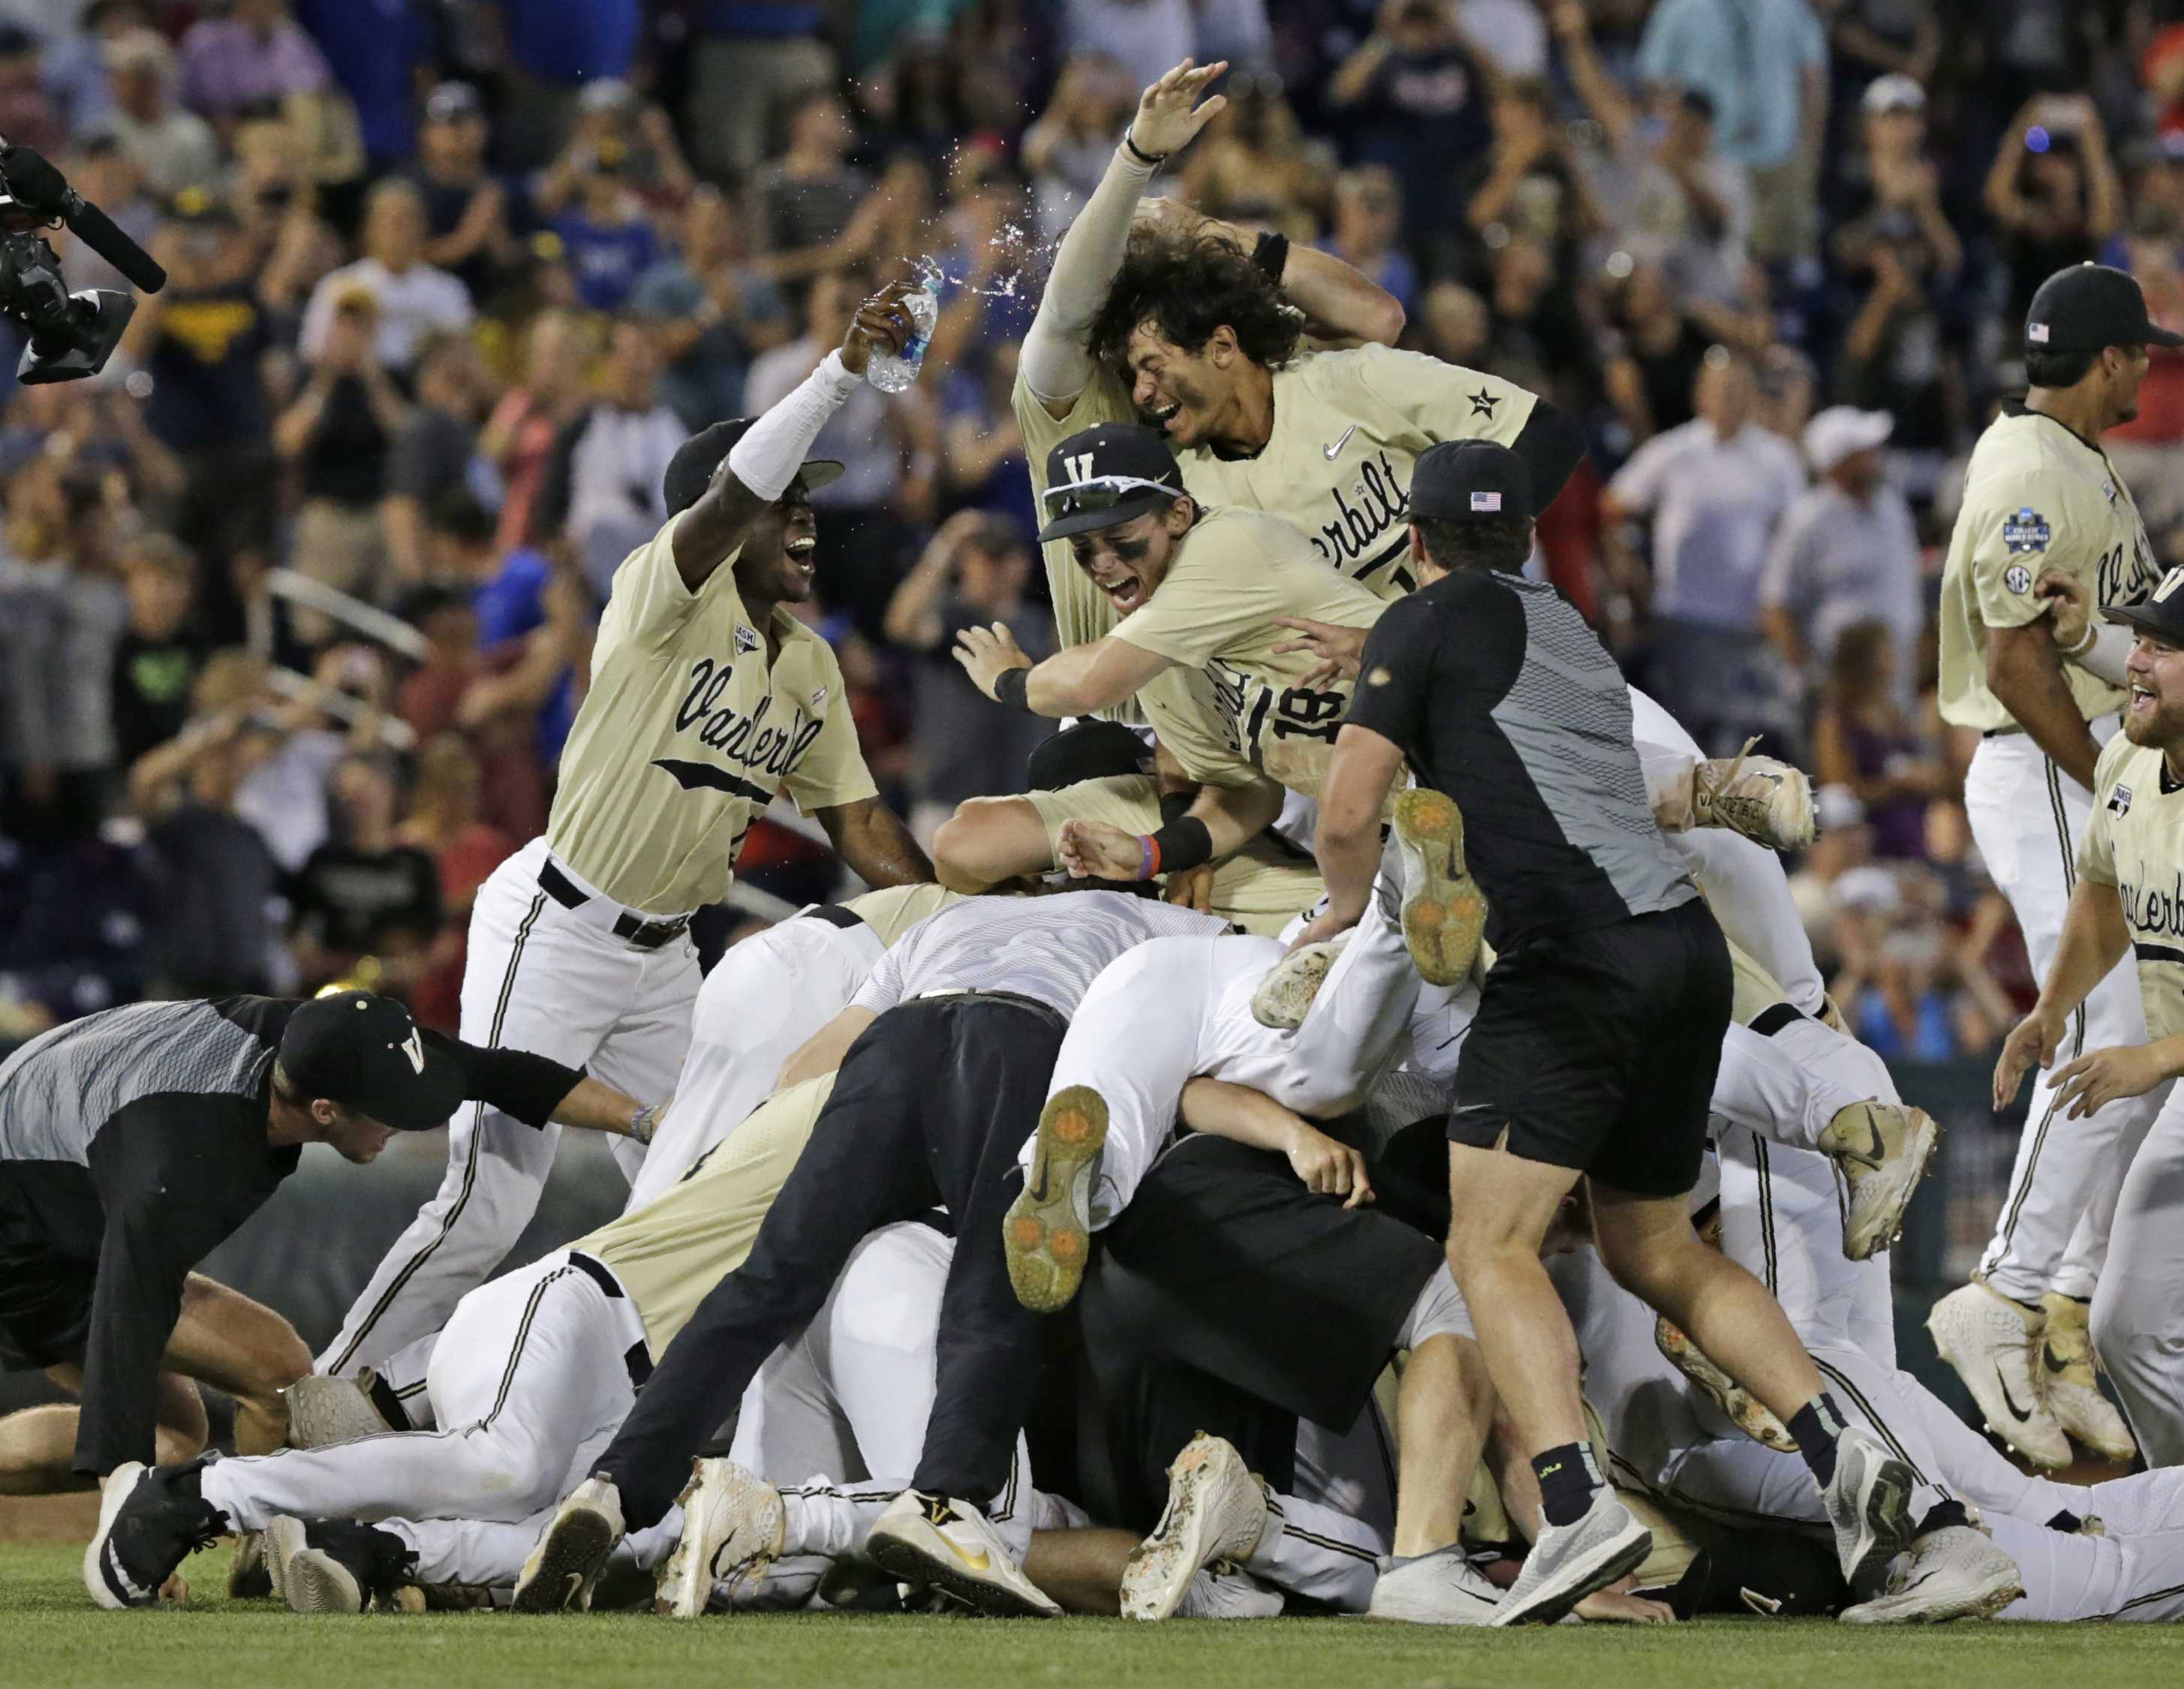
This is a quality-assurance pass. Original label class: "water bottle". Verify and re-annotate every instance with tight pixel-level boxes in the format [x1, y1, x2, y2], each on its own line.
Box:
[865, 275, 940, 394]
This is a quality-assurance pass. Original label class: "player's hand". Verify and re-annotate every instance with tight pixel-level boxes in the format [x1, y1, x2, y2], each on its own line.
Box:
[1283, 1120, 1376, 1208]
[1271, 617, 1369, 690]
[1287, 907, 1360, 954]
[2051, 1043, 2172, 1119]
[1993, 1006, 2067, 1111]
[841, 280, 917, 377]
[2035, 569, 2094, 654]
[1574, 1580, 1675, 1624]
[1057, 817, 1148, 880]
[1130, 59, 1229, 161]
[952, 621, 1033, 701]
[1164, 860, 1217, 913]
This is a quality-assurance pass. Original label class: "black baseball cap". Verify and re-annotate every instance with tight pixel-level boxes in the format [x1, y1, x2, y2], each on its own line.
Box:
[2026, 263, 2184, 356]
[278, 991, 468, 1131]
[1035, 422, 1187, 544]
[1026, 720, 1152, 791]
[1666, 1531, 1848, 1618]
[662, 419, 845, 517]
[2104, 565, 2184, 643]
[1409, 439, 1533, 523]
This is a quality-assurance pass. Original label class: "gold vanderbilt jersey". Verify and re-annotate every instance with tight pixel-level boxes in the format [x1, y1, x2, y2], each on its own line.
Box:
[1175, 344, 1535, 600]
[1109, 506, 1388, 796]
[840, 882, 961, 947]
[545, 512, 878, 915]
[2077, 731, 2184, 1041]
[1939, 403, 2159, 733]
[579, 1073, 835, 1360]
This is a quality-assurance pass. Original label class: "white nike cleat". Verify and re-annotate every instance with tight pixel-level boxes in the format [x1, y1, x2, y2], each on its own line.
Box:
[1840, 1525, 2023, 1624]
[1927, 1282, 2070, 1469]
[1818, 1102, 1938, 1261]
[1822, 1426, 1918, 1597]
[1178, 1563, 1284, 1618]
[864, 1490, 1059, 1618]
[1251, 937, 1347, 1030]
[1489, 1490, 1650, 1627]
[284, 1369, 398, 1448]
[1391, 789, 1488, 987]
[654, 1458, 785, 1618]
[513, 1475, 624, 1613]
[1366, 1544, 1502, 1624]
[2041, 1294, 2138, 1463]
[1004, 1085, 1108, 1314]
[1660, 741, 1816, 851]
[263, 1514, 308, 1606]
[1654, 1315, 1797, 1452]
[1121, 1432, 1269, 1622]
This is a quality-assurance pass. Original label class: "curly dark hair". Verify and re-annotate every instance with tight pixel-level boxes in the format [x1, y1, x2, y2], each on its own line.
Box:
[1086, 230, 1305, 375]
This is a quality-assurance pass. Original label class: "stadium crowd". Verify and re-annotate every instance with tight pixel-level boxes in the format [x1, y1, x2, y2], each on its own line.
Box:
[0, 0, 2175, 1079]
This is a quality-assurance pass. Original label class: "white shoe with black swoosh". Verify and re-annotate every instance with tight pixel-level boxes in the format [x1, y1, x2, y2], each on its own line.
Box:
[1822, 1426, 1918, 1597]
[1840, 1523, 2023, 1624]
[654, 1458, 785, 1618]
[1489, 1489, 1651, 1626]
[1367, 1544, 1502, 1624]
[1927, 1282, 2070, 1469]
[513, 1474, 624, 1612]
[1818, 1102, 1938, 1261]
[1121, 1432, 1269, 1622]
[864, 1490, 1059, 1618]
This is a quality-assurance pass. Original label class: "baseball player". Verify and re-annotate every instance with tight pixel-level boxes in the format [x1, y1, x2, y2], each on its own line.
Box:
[1930, 262, 2176, 1467]
[319, 284, 934, 1401]
[1981, 565, 2184, 1465]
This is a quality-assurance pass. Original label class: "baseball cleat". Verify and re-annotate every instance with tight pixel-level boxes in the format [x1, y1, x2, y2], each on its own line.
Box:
[269, 1515, 418, 1614]
[1822, 1426, 1918, 1597]
[864, 1490, 1059, 1618]
[1488, 1489, 1650, 1626]
[1178, 1563, 1284, 1618]
[83, 1459, 226, 1611]
[1004, 1085, 1109, 1314]
[513, 1474, 624, 1613]
[1250, 937, 1346, 1029]
[227, 1528, 273, 1601]
[1391, 789, 1488, 987]
[1818, 1102, 1938, 1261]
[1655, 1315, 1797, 1452]
[2040, 1294, 2137, 1463]
[1121, 1432, 1269, 1622]
[284, 1369, 398, 1448]
[1839, 1524, 2023, 1624]
[654, 1458, 786, 1618]
[1367, 1543, 1502, 1624]
[1927, 1282, 2070, 1469]
[1667, 741, 1816, 851]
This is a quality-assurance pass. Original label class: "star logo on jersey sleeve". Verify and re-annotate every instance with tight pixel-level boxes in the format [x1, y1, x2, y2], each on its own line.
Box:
[1467, 386, 1501, 419]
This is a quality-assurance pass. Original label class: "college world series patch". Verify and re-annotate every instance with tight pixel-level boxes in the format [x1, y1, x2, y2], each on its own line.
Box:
[2003, 508, 2052, 555]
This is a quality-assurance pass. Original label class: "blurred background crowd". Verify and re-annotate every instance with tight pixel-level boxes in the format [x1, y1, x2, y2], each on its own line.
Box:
[0, 0, 2175, 1219]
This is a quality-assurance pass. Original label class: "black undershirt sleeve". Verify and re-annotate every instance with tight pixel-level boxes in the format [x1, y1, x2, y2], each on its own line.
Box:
[1507, 395, 1588, 513]
[426, 1029, 586, 1129]
[1343, 594, 1440, 749]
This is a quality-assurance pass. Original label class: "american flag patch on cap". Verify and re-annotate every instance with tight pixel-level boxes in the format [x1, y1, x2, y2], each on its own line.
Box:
[2029, 322, 2050, 344]
[1471, 491, 1502, 512]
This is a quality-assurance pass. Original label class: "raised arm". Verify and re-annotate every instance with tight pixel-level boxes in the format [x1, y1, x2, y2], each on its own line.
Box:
[953, 621, 1175, 717]
[817, 795, 937, 888]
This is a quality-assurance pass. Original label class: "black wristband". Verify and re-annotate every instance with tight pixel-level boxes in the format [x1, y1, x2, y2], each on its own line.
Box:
[1151, 815, 1214, 873]
[1159, 789, 1194, 826]
[1251, 230, 1289, 282]
[994, 666, 1033, 711]
[1122, 128, 1165, 167]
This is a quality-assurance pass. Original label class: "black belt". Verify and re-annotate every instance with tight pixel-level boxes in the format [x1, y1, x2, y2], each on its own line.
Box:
[803, 903, 865, 930]
[1748, 1002, 1807, 1038]
[567, 1252, 653, 1389]
[538, 859, 690, 951]
[915, 987, 1067, 1030]
[1981, 726, 2024, 739]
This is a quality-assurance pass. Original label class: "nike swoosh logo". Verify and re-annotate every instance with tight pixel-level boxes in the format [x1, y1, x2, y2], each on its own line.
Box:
[2044, 1348, 2074, 1375]
[1998, 1375, 2037, 1422]
[943, 1537, 991, 1573]
[1322, 425, 1358, 460]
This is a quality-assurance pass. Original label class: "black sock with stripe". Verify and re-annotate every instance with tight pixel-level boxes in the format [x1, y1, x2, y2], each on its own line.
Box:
[1533, 1442, 1605, 1528]
[1788, 1393, 1848, 1487]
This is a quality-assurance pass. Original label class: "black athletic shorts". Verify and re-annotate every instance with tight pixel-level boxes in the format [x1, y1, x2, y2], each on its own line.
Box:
[0, 1233, 93, 1372]
[1448, 896, 1731, 1198]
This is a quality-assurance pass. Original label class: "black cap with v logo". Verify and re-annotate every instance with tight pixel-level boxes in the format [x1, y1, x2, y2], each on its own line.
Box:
[278, 991, 468, 1130]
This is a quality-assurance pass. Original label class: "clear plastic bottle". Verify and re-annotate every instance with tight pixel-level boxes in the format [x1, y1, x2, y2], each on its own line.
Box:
[865, 275, 940, 393]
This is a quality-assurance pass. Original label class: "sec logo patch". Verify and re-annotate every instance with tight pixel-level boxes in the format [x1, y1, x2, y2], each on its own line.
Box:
[2004, 564, 2032, 594]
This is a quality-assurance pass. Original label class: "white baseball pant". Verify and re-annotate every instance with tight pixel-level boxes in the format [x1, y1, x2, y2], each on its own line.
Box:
[624, 909, 884, 1209]
[2090, 1079, 2184, 1466]
[321, 838, 698, 1383]
[1965, 723, 2158, 1301]
[204, 1249, 646, 1532]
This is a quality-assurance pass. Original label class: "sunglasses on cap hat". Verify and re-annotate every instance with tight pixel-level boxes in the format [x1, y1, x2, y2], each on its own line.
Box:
[1038, 473, 1179, 521]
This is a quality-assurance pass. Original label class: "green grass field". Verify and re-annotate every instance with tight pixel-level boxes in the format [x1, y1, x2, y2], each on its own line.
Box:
[8, 1543, 2184, 1689]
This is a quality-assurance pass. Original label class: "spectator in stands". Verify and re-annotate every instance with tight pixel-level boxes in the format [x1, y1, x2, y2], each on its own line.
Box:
[102, 27, 219, 200]
[633, 185, 793, 431]
[41, 0, 145, 141]
[1760, 406, 1924, 710]
[1636, 0, 1828, 265]
[110, 535, 207, 770]
[543, 134, 663, 314]
[1599, 259, 1719, 447]
[1327, 0, 1494, 263]
[383, 328, 492, 588]
[286, 750, 441, 998]
[397, 730, 518, 1032]
[884, 509, 1056, 842]
[481, 308, 592, 554]
[754, 92, 873, 290]
[55, 128, 157, 299]
[1810, 617, 1945, 863]
[1984, 93, 2122, 346]
[2100, 207, 2184, 551]
[1024, 52, 1137, 243]
[405, 81, 519, 306]
[1325, 164, 1418, 320]
[276, 286, 406, 622]
[683, 0, 837, 182]
[176, 0, 331, 140]
[1828, 0, 1938, 96]
[226, 110, 343, 325]
[0, 26, 64, 158]
[538, 317, 684, 596]
[1604, 347, 1807, 753]
[940, 341, 1034, 537]
[301, 177, 475, 373]
[1460, 74, 1600, 284]
[1836, 74, 1960, 279]
[1179, 69, 1332, 244]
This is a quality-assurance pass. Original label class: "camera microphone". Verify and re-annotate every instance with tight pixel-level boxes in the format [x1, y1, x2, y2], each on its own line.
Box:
[0, 140, 166, 294]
